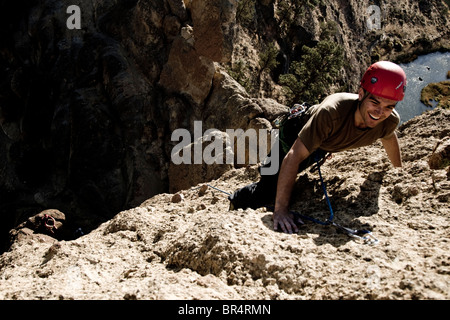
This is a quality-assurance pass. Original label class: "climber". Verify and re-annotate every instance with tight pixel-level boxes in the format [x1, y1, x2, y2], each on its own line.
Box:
[228, 61, 407, 234]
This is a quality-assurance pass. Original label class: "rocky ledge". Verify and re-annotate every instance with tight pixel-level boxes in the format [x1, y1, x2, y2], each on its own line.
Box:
[0, 107, 448, 300]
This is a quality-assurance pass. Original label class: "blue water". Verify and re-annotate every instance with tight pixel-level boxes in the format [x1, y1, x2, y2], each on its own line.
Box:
[395, 51, 450, 124]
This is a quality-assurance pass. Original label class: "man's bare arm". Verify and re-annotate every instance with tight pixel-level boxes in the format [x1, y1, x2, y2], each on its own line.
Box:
[381, 132, 402, 167]
[273, 138, 311, 233]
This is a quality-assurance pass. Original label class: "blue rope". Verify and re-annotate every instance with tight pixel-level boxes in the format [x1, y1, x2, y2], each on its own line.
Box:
[292, 152, 378, 244]
[293, 153, 333, 226]
[314, 153, 334, 222]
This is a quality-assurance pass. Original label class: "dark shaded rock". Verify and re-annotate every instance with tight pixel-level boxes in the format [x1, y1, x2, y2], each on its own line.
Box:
[8, 209, 65, 245]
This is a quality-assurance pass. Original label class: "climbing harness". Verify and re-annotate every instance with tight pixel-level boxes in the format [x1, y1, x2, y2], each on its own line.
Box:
[294, 154, 379, 245]
[273, 102, 311, 128]
[273, 102, 312, 154]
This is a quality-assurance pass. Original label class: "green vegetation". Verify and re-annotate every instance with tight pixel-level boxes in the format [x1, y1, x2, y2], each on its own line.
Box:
[228, 42, 280, 94]
[258, 42, 280, 85]
[279, 40, 344, 105]
[236, 0, 256, 27]
[276, 0, 324, 34]
[227, 60, 252, 93]
[421, 80, 450, 109]
[279, 20, 345, 105]
[232, 2, 345, 103]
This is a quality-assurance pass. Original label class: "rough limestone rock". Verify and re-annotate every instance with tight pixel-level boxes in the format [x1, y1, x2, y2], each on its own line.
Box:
[159, 36, 216, 106]
[168, 129, 233, 192]
[191, 0, 238, 63]
[428, 137, 450, 170]
[1, 0, 448, 253]
[0, 0, 449, 298]
[8, 209, 66, 246]
[0, 108, 448, 300]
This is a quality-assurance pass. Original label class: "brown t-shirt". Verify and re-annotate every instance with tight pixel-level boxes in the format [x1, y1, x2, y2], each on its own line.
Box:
[298, 93, 400, 153]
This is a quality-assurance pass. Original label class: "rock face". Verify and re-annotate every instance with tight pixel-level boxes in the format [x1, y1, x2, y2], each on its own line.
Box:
[0, 0, 448, 275]
[0, 0, 245, 249]
[8, 209, 66, 246]
[429, 138, 450, 170]
[0, 108, 449, 300]
[191, 0, 237, 63]
[159, 36, 216, 106]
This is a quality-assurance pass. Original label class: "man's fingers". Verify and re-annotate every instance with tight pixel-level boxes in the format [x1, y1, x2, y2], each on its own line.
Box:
[273, 217, 288, 233]
[281, 219, 291, 234]
[273, 217, 285, 232]
[274, 215, 298, 234]
[288, 218, 299, 233]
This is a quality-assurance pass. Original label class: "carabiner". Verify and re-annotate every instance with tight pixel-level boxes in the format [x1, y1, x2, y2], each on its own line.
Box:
[360, 232, 379, 245]
[331, 221, 379, 245]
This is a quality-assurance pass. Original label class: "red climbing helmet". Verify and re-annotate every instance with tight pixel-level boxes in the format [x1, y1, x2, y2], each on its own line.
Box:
[360, 61, 407, 101]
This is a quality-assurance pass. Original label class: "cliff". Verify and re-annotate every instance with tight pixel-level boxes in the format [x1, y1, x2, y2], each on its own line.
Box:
[0, 0, 449, 299]
[0, 107, 449, 299]
[1, 0, 449, 250]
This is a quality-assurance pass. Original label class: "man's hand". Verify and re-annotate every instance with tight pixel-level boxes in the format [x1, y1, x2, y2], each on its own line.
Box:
[273, 138, 310, 234]
[273, 208, 303, 234]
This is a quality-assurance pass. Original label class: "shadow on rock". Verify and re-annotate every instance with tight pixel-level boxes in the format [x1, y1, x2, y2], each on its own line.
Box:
[335, 171, 386, 218]
[260, 171, 385, 247]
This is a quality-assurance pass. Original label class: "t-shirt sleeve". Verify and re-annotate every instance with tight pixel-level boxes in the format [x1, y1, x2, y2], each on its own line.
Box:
[298, 108, 333, 153]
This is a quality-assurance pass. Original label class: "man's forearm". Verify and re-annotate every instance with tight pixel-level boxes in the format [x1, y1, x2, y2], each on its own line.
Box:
[274, 138, 310, 211]
[381, 132, 402, 167]
[274, 153, 300, 211]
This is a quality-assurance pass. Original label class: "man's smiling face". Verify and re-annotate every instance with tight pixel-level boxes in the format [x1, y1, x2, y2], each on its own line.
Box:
[356, 87, 397, 129]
